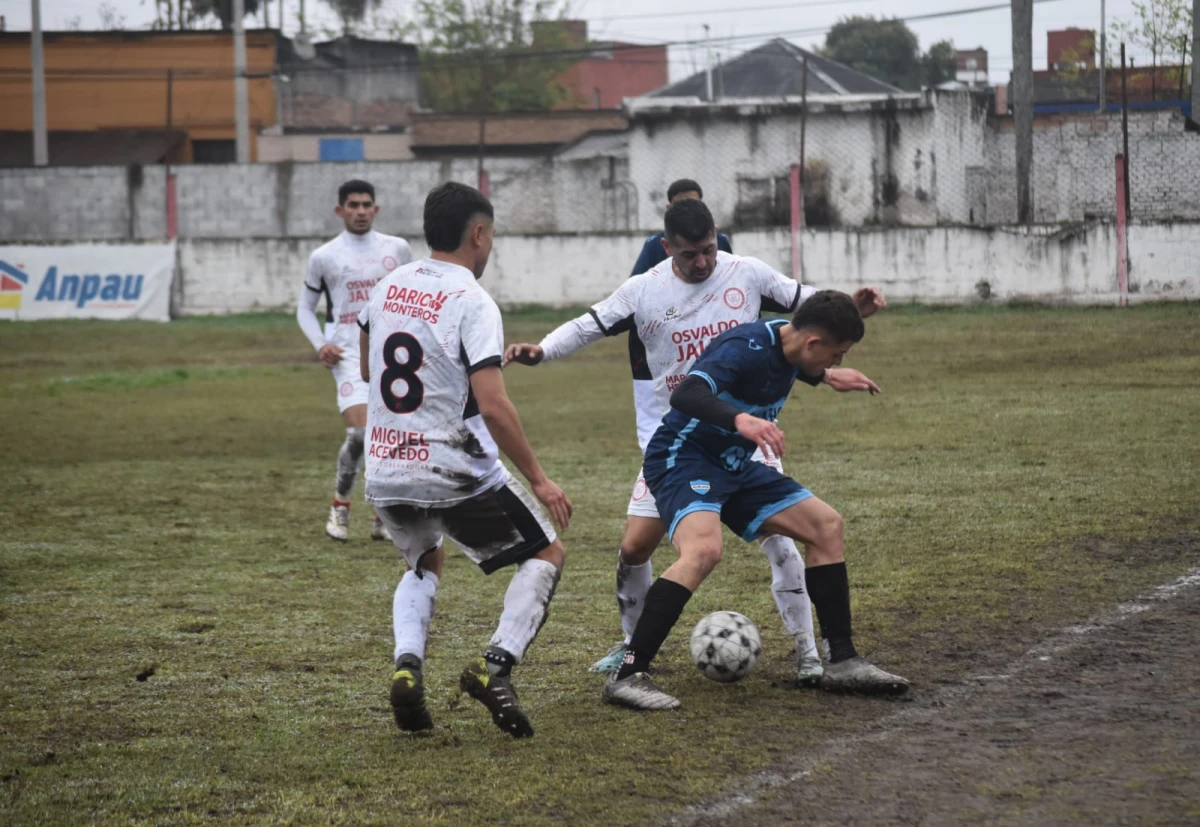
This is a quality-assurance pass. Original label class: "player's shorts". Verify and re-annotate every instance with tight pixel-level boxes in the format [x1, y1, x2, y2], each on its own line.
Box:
[330, 350, 369, 413]
[642, 440, 811, 543]
[373, 471, 558, 574]
[626, 445, 786, 520]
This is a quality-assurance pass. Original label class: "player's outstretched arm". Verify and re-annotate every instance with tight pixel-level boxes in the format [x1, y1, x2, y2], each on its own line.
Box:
[503, 312, 608, 367]
[823, 368, 881, 394]
[852, 287, 887, 318]
[469, 366, 573, 530]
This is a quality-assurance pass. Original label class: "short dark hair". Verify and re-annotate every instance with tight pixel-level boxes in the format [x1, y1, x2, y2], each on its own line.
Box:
[791, 290, 864, 343]
[338, 179, 375, 205]
[667, 178, 703, 201]
[423, 182, 494, 252]
[664, 198, 715, 245]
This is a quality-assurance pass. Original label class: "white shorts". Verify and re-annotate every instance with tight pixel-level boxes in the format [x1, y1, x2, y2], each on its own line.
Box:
[330, 351, 369, 413]
[626, 446, 784, 520]
[374, 472, 558, 575]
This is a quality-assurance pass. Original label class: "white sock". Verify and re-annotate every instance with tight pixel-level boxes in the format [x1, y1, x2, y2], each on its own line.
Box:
[761, 535, 818, 657]
[392, 570, 439, 663]
[335, 427, 365, 499]
[489, 558, 561, 663]
[616, 554, 653, 644]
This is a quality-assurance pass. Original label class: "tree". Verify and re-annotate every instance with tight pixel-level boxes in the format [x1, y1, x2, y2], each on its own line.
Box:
[320, 0, 386, 36]
[922, 39, 957, 87]
[149, 0, 262, 30]
[408, 0, 577, 113]
[1109, 0, 1191, 71]
[820, 16, 955, 91]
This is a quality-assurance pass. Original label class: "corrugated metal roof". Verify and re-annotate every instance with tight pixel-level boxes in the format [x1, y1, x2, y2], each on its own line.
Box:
[649, 38, 902, 99]
[0, 130, 186, 167]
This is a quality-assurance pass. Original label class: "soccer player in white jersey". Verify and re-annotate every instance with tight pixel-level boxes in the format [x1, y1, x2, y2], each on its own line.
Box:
[506, 198, 884, 688]
[358, 182, 572, 739]
[297, 179, 413, 542]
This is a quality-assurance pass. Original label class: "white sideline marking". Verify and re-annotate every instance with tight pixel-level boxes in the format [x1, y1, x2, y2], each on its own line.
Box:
[663, 566, 1200, 827]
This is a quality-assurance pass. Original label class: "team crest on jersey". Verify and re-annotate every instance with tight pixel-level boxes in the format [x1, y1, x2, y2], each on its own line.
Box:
[340, 381, 354, 397]
[383, 256, 398, 271]
[723, 287, 746, 310]
[632, 478, 649, 501]
[690, 480, 711, 494]
[665, 306, 680, 320]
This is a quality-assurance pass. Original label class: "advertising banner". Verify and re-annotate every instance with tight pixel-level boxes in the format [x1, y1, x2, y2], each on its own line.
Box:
[0, 242, 175, 322]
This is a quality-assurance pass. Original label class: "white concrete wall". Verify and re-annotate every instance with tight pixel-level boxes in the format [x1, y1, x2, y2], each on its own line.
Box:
[176, 233, 649, 314]
[170, 223, 1198, 315]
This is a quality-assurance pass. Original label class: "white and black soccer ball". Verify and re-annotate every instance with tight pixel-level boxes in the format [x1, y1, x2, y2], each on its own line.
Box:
[689, 611, 762, 683]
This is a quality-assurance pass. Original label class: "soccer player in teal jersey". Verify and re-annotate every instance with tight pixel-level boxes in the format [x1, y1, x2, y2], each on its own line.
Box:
[602, 291, 910, 710]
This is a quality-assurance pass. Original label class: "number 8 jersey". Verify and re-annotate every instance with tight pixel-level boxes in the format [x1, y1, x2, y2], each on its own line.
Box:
[357, 258, 508, 507]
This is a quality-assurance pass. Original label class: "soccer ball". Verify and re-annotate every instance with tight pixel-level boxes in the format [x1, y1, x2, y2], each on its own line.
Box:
[689, 611, 762, 683]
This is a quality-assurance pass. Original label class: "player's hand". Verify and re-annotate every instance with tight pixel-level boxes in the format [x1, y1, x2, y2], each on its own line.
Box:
[824, 368, 881, 395]
[531, 477, 573, 531]
[852, 287, 887, 318]
[503, 343, 545, 367]
[318, 343, 344, 367]
[735, 414, 785, 459]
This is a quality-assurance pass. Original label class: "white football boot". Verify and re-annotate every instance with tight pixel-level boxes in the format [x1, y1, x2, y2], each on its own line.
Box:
[821, 657, 909, 696]
[325, 503, 350, 541]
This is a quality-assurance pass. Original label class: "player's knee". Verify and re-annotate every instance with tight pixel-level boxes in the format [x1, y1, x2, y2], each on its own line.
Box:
[345, 426, 365, 459]
[686, 539, 724, 576]
[619, 542, 655, 566]
[534, 540, 566, 570]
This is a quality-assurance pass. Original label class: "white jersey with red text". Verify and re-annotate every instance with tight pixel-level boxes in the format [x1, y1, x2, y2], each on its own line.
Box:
[357, 258, 507, 508]
[589, 251, 815, 445]
[305, 230, 413, 351]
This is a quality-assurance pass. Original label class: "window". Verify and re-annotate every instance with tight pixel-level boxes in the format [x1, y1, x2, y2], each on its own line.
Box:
[319, 138, 365, 162]
[191, 140, 236, 164]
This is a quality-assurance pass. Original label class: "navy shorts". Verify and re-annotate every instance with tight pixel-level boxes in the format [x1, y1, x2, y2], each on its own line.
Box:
[643, 437, 813, 542]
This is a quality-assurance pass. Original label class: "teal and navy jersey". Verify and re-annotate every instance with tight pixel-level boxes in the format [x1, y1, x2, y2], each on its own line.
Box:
[655, 319, 822, 473]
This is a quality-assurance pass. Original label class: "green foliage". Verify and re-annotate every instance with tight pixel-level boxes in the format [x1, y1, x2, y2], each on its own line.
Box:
[1109, 0, 1192, 66]
[922, 40, 957, 87]
[408, 0, 576, 113]
[186, 0, 263, 29]
[0, 304, 1197, 823]
[318, 0, 386, 36]
[821, 16, 957, 91]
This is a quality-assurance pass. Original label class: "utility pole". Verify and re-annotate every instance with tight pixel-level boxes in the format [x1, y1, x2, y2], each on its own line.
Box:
[1099, 0, 1107, 112]
[703, 24, 713, 102]
[31, 0, 48, 166]
[233, 0, 251, 163]
[1012, 0, 1034, 224]
[1191, 0, 1199, 118]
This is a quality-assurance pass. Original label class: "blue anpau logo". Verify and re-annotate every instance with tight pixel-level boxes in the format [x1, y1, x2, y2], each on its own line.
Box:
[31, 266, 144, 308]
[690, 480, 711, 494]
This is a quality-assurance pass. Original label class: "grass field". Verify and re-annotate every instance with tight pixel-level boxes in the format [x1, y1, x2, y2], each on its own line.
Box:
[1, 304, 1198, 825]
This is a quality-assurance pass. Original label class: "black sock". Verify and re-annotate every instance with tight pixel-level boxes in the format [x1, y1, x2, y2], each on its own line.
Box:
[483, 645, 516, 677]
[616, 578, 693, 680]
[805, 562, 859, 664]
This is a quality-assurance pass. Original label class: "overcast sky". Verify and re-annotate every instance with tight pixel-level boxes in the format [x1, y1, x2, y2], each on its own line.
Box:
[2, 0, 1153, 84]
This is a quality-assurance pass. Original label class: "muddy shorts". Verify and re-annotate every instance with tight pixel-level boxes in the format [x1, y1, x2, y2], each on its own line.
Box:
[374, 471, 557, 574]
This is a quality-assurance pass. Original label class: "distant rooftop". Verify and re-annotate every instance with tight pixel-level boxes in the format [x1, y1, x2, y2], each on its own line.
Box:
[649, 38, 902, 99]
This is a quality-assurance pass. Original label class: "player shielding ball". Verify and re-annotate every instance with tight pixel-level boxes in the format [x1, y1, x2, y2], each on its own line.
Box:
[297, 179, 413, 542]
[603, 291, 910, 710]
[505, 199, 884, 687]
[358, 182, 572, 738]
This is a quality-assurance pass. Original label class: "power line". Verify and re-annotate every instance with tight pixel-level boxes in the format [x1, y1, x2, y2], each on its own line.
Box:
[0, 0, 1070, 78]
[586, 0, 893, 23]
